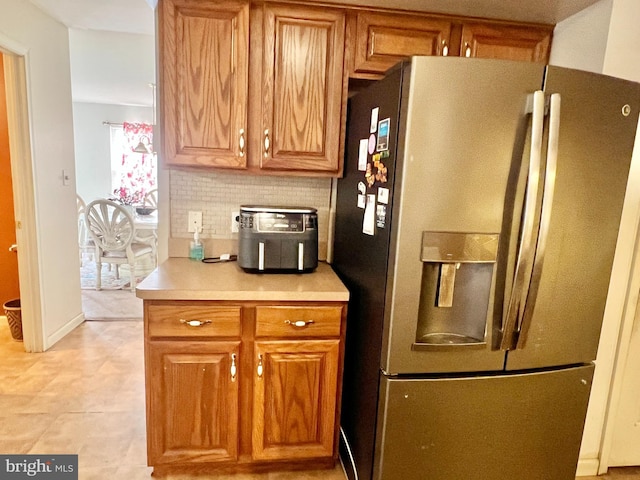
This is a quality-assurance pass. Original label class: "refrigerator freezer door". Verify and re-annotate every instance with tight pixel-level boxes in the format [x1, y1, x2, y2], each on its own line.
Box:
[506, 67, 640, 370]
[383, 57, 544, 374]
[373, 364, 594, 480]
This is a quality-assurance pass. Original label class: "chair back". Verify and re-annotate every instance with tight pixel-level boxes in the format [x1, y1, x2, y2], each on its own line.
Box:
[144, 189, 158, 208]
[85, 199, 136, 252]
[77, 194, 90, 245]
[77, 194, 86, 215]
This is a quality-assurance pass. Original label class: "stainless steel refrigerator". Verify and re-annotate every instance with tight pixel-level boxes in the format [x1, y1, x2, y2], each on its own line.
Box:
[331, 57, 640, 480]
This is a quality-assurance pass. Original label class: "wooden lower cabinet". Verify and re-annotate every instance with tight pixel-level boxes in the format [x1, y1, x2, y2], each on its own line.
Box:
[252, 339, 341, 460]
[144, 300, 346, 475]
[147, 340, 241, 465]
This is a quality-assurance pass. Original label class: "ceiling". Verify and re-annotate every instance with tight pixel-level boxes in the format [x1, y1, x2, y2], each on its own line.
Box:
[28, 0, 602, 36]
[28, 0, 156, 36]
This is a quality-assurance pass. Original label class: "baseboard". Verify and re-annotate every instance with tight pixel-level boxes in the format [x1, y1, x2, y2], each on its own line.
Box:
[45, 312, 85, 350]
[576, 458, 599, 476]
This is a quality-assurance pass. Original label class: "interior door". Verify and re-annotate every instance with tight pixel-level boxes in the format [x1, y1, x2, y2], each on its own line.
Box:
[0, 53, 20, 306]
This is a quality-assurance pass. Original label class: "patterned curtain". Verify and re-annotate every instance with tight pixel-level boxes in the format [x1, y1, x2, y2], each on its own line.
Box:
[113, 122, 157, 205]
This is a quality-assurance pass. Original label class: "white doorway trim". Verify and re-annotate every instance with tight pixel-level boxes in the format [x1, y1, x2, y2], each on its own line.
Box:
[599, 229, 640, 471]
[1, 38, 44, 352]
[597, 118, 640, 473]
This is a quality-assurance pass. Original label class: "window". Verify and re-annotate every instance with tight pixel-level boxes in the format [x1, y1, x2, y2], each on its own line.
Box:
[109, 122, 157, 205]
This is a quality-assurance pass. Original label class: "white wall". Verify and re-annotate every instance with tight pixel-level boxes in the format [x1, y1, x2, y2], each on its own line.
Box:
[69, 28, 156, 222]
[73, 102, 152, 203]
[602, 0, 640, 82]
[551, 0, 640, 474]
[69, 29, 155, 107]
[0, 0, 82, 348]
[549, 0, 612, 72]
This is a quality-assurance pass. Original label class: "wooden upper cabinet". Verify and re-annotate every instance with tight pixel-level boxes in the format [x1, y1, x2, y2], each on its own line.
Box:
[260, 4, 346, 174]
[347, 11, 553, 79]
[160, 0, 249, 168]
[157, 0, 552, 174]
[349, 11, 451, 79]
[460, 22, 553, 63]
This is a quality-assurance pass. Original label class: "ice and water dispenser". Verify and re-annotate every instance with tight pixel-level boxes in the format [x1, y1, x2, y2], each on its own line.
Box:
[415, 232, 499, 348]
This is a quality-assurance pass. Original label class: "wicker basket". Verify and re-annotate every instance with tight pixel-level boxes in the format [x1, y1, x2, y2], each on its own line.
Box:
[3, 299, 22, 341]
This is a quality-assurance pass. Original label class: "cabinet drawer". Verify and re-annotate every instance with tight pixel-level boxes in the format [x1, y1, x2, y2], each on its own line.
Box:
[255, 306, 342, 337]
[147, 305, 241, 338]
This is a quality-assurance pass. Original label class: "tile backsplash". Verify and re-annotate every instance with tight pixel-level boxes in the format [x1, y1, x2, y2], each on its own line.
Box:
[170, 168, 332, 246]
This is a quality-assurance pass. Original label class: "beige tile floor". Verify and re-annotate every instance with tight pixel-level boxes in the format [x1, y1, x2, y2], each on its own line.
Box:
[0, 317, 639, 480]
[581, 467, 640, 479]
[0, 319, 346, 480]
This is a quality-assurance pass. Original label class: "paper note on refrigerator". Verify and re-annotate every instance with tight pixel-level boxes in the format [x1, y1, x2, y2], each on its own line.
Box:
[363, 194, 376, 235]
[358, 139, 368, 171]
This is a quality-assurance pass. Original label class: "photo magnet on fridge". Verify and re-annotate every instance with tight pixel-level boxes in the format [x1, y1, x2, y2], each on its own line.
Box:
[378, 187, 390, 204]
[376, 204, 387, 228]
[377, 118, 390, 151]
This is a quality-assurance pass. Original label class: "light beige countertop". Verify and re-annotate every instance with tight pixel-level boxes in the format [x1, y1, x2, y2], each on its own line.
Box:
[136, 258, 349, 302]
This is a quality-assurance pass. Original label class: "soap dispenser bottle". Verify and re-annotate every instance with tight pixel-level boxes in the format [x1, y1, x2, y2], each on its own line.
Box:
[189, 228, 204, 261]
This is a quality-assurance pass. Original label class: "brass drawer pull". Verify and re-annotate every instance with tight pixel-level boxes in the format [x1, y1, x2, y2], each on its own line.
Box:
[179, 319, 212, 327]
[284, 319, 315, 328]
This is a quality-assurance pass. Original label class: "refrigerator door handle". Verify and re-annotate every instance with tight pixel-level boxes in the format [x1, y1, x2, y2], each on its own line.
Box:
[500, 90, 546, 351]
[517, 93, 561, 348]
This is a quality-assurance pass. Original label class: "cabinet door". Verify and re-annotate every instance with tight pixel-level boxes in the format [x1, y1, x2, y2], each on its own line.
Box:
[351, 11, 451, 79]
[147, 340, 240, 465]
[252, 339, 341, 460]
[261, 4, 345, 173]
[160, 0, 249, 168]
[460, 22, 552, 63]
